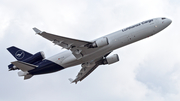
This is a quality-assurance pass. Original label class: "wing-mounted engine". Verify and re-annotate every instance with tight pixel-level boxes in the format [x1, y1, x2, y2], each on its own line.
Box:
[9, 51, 45, 70]
[88, 37, 109, 48]
[103, 54, 119, 65]
[33, 27, 93, 60]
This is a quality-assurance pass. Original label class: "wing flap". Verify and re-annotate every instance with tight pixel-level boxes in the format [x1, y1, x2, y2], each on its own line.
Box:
[70, 59, 102, 84]
[78, 63, 99, 81]
[69, 52, 112, 84]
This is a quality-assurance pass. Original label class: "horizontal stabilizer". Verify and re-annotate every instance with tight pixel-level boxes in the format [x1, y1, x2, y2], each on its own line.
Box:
[11, 61, 37, 72]
[24, 75, 33, 80]
[18, 70, 33, 80]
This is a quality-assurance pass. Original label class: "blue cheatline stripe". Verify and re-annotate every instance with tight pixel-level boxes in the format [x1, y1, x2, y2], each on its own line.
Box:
[29, 59, 64, 75]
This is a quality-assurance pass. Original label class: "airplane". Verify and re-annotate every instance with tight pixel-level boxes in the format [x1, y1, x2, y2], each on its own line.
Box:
[7, 17, 172, 84]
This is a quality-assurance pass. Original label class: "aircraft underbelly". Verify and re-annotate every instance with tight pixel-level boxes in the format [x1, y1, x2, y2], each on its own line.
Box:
[29, 59, 64, 75]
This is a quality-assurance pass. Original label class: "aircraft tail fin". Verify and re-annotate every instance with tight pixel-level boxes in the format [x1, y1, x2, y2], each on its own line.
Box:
[7, 46, 33, 61]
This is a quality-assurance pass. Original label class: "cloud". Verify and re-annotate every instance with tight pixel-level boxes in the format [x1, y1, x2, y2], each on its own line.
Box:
[0, 0, 180, 101]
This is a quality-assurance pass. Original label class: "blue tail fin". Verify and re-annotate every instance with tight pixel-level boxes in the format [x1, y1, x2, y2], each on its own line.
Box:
[7, 46, 33, 61]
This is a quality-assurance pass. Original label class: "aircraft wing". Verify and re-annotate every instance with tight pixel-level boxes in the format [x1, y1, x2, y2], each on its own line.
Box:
[33, 27, 93, 59]
[69, 58, 103, 84]
[69, 52, 112, 84]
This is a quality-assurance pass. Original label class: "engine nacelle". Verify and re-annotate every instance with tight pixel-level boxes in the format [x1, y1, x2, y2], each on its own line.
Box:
[103, 54, 119, 65]
[92, 37, 109, 48]
[23, 51, 45, 64]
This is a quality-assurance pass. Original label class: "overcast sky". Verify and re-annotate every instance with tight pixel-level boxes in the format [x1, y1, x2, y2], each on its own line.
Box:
[0, 0, 180, 101]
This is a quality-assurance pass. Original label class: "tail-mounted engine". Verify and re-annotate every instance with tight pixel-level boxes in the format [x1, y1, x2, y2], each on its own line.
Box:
[23, 51, 45, 64]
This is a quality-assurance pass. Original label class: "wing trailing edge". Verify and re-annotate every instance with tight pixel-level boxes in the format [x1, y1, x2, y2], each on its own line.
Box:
[11, 61, 37, 72]
[32, 27, 93, 60]
[12, 61, 36, 80]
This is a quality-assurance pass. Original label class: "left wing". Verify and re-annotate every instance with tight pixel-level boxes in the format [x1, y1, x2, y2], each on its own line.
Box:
[33, 27, 93, 59]
[69, 58, 103, 84]
[69, 52, 112, 84]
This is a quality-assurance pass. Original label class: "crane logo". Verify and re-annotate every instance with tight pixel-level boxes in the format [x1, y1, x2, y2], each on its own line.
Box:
[15, 50, 25, 60]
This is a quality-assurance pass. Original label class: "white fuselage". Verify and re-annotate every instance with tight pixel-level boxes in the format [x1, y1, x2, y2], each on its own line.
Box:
[47, 18, 172, 68]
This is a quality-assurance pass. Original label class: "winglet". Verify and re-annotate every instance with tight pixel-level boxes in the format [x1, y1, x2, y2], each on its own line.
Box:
[68, 78, 74, 83]
[33, 27, 43, 34]
[68, 78, 78, 84]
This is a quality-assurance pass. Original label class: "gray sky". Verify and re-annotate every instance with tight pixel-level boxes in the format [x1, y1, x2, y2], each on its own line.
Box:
[0, 0, 180, 101]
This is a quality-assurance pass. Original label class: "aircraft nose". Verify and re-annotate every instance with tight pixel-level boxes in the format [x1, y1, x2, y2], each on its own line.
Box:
[161, 18, 172, 27]
[166, 18, 172, 25]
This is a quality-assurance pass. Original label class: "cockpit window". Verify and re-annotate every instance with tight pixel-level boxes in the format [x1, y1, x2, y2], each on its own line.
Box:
[162, 18, 166, 20]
